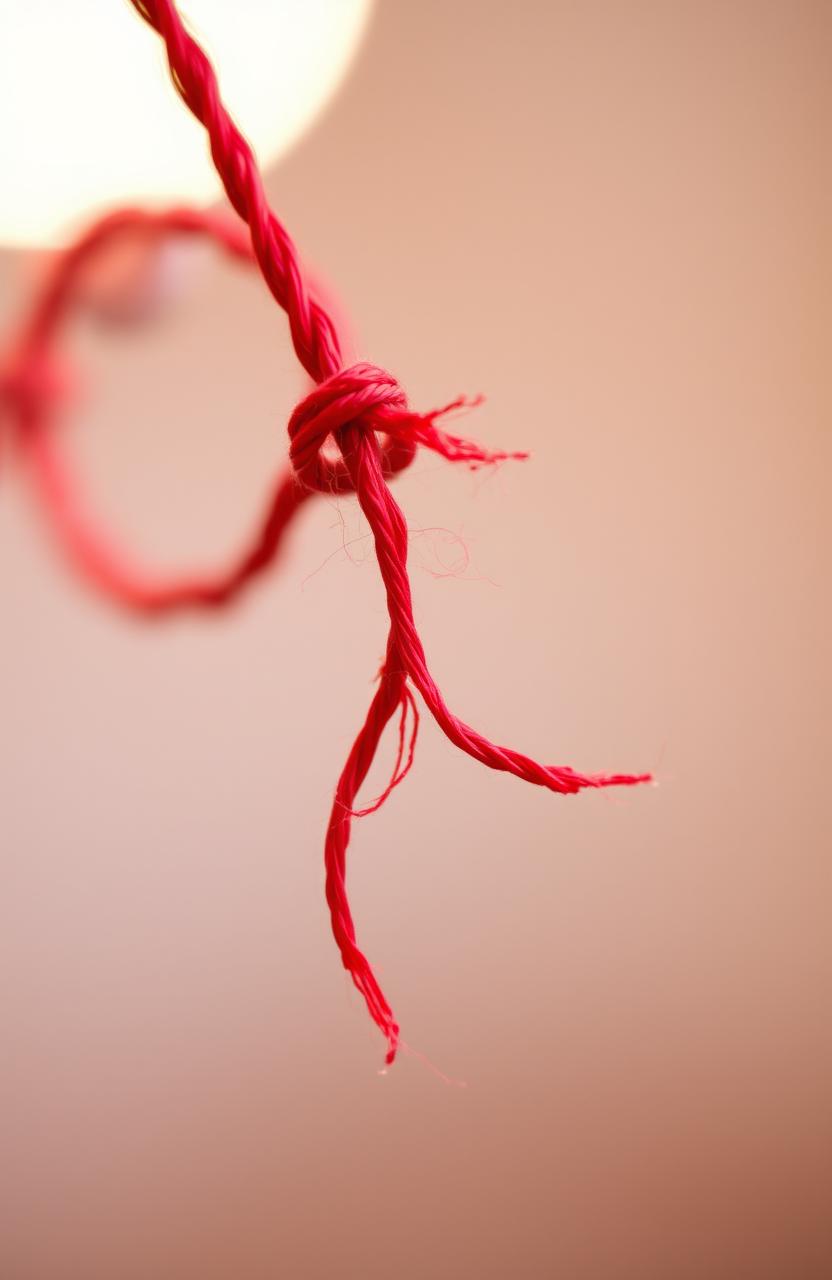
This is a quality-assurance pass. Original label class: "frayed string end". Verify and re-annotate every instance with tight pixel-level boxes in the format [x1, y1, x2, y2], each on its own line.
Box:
[390, 393, 530, 469]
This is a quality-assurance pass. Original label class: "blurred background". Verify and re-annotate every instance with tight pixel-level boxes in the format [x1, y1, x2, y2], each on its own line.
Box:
[1, 2, 829, 1277]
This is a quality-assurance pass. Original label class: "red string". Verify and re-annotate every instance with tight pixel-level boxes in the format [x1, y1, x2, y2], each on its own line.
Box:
[0, 0, 652, 1066]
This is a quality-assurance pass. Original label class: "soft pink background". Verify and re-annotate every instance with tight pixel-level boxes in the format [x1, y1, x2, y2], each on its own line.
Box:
[1, 2, 829, 1277]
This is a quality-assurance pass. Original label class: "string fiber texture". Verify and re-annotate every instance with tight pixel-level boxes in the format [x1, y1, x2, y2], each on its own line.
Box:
[0, 0, 651, 1065]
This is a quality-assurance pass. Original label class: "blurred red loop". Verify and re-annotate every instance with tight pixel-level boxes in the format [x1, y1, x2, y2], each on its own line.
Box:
[0, 205, 312, 613]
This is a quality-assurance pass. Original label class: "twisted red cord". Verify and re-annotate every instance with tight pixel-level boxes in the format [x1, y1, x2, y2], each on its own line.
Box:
[133, 0, 342, 387]
[2, 0, 652, 1065]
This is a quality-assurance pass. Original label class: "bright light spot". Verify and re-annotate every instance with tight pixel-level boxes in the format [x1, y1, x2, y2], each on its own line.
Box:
[0, 0, 374, 248]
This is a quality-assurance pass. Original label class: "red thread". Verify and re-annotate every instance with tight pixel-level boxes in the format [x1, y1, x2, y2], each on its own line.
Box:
[1, 0, 653, 1066]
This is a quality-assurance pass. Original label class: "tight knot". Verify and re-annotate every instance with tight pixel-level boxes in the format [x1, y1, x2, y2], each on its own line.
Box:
[288, 363, 528, 495]
[288, 363, 416, 494]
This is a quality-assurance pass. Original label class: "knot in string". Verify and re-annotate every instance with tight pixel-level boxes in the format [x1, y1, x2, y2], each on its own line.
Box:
[288, 362, 415, 494]
[288, 360, 528, 495]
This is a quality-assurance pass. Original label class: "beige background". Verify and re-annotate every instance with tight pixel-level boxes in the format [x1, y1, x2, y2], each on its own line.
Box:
[1, 2, 830, 1277]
